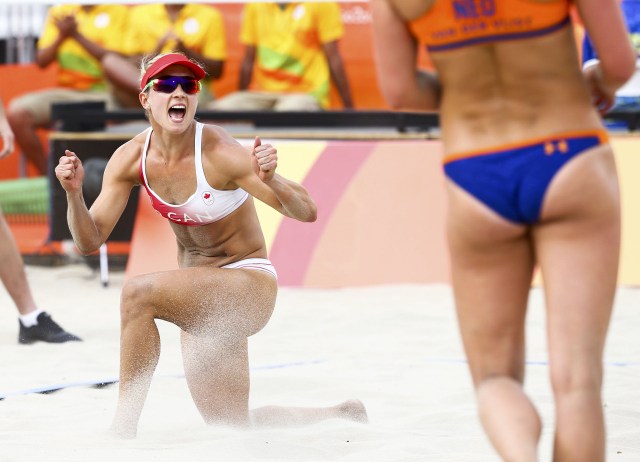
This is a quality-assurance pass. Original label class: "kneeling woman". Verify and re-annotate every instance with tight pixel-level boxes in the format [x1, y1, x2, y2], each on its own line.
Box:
[55, 53, 367, 438]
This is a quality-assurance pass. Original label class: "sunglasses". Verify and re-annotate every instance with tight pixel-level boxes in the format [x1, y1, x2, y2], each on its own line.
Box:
[143, 76, 202, 95]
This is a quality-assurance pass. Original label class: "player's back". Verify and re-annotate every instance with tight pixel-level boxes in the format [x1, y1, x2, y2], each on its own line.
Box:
[402, 0, 600, 153]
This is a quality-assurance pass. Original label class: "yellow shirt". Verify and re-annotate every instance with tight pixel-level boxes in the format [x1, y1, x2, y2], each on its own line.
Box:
[38, 4, 129, 91]
[240, 2, 344, 108]
[121, 4, 226, 60]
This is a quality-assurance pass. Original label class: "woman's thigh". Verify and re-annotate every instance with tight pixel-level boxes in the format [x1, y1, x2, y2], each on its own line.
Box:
[10, 88, 111, 126]
[446, 181, 535, 384]
[534, 145, 619, 385]
[274, 93, 321, 111]
[122, 267, 278, 338]
[208, 91, 276, 110]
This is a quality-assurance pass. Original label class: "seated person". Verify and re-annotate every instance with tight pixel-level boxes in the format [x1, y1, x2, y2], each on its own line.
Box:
[7, 4, 129, 175]
[210, 2, 353, 111]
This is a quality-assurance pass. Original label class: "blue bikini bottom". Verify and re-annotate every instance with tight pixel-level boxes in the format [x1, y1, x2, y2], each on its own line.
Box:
[443, 131, 608, 224]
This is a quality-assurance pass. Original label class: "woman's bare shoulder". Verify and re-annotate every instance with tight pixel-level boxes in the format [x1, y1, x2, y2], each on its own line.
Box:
[201, 123, 249, 156]
[200, 123, 252, 179]
[202, 123, 239, 143]
[105, 129, 148, 183]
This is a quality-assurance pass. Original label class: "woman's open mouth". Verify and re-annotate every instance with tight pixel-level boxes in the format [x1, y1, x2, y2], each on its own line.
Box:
[168, 104, 186, 122]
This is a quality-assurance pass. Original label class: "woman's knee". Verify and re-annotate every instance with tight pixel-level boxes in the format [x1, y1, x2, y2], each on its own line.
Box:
[6, 103, 34, 128]
[473, 368, 523, 394]
[550, 361, 603, 397]
[475, 375, 525, 403]
[467, 344, 526, 388]
[119, 276, 155, 323]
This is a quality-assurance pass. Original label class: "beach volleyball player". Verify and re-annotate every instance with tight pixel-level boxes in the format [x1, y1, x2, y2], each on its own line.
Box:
[372, 0, 635, 460]
[55, 52, 366, 437]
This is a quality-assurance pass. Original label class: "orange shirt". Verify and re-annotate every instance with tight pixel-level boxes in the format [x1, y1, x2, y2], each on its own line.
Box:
[410, 0, 571, 52]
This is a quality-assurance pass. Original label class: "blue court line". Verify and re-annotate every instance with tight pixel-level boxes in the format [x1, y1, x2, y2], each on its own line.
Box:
[423, 358, 640, 367]
[0, 359, 325, 401]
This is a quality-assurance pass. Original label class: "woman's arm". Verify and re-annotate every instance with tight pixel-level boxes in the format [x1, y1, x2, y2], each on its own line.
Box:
[36, 14, 75, 68]
[217, 134, 317, 223]
[0, 98, 14, 158]
[577, 0, 636, 112]
[55, 144, 137, 254]
[370, 0, 440, 111]
[239, 45, 256, 90]
[323, 40, 354, 109]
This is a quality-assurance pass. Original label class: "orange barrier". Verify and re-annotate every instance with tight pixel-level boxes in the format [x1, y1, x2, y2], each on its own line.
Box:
[125, 192, 178, 279]
[0, 63, 58, 179]
[8, 222, 50, 255]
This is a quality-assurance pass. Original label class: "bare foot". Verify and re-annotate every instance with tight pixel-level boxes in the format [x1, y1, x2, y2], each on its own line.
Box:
[339, 399, 368, 423]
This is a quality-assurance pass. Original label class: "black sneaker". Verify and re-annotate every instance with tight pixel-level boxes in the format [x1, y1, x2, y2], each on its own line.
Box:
[18, 312, 82, 344]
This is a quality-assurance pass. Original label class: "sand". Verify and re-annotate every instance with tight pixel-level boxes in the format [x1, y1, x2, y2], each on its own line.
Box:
[0, 263, 639, 461]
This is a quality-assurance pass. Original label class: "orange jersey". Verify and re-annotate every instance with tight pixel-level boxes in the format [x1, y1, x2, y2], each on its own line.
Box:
[409, 0, 571, 52]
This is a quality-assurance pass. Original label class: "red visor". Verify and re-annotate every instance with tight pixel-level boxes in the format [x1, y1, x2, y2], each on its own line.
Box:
[140, 54, 206, 90]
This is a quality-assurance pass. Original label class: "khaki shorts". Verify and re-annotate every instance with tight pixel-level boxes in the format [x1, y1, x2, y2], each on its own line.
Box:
[208, 90, 321, 111]
[9, 88, 118, 126]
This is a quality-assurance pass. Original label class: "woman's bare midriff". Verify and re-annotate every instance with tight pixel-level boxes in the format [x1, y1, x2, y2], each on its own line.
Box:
[171, 198, 269, 269]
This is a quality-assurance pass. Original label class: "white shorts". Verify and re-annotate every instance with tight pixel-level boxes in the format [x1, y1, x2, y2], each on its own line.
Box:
[222, 258, 278, 280]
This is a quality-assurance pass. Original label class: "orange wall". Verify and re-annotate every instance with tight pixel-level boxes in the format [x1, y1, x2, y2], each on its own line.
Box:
[0, 63, 58, 179]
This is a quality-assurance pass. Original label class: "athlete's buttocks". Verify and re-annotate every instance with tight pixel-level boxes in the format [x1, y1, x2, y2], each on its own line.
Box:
[372, 2, 636, 459]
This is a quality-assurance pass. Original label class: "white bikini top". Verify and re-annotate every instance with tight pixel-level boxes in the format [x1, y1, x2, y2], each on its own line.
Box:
[139, 122, 249, 226]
